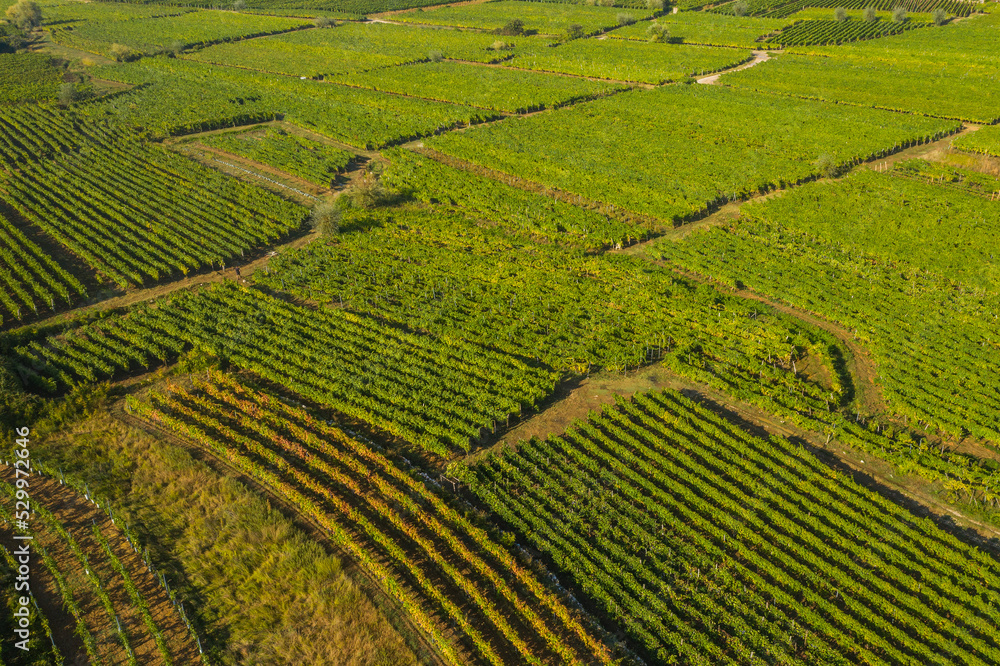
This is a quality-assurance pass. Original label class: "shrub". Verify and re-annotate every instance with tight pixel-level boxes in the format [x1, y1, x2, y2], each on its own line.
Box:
[647, 21, 670, 42]
[232, 0, 246, 9]
[815, 154, 839, 179]
[892, 5, 906, 22]
[109, 43, 137, 62]
[488, 40, 513, 51]
[732, 1, 749, 16]
[564, 23, 586, 41]
[428, 50, 443, 62]
[493, 18, 525, 36]
[834, 6, 847, 21]
[598, 0, 616, 6]
[309, 200, 342, 235]
[617, 12, 636, 25]
[862, 6, 877, 21]
[933, 7, 947, 25]
[314, 16, 336, 27]
[4, 0, 41, 31]
[647, 0, 665, 9]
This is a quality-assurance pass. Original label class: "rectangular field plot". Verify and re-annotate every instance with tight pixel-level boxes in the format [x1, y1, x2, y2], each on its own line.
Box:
[428, 84, 957, 220]
[455, 388, 1000, 664]
[607, 12, 789, 47]
[194, 126, 356, 188]
[763, 18, 928, 46]
[49, 10, 311, 55]
[333, 60, 623, 112]
[392, 0, 654, 36]
[88, 57, 494, 148]
[187, 21, 525, 78]
[724, 54, 1000, 123]
[0, 107, 305, 289]
[509, 38, 750, 83]
[0, 53, 66, 104]
[654, 171, 1000, 441]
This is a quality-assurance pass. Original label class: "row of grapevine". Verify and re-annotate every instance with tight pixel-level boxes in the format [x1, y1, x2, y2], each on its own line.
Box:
[13, 281, 555, 454]
[381, 148, 651, 249]
[0, 209, 88, 329]
[890, 158, 1000, 198]
[0, 105, 306, 289]
[126, 372, 619, 666]
[711, 0, 974, 17]
[0, 537, 63, 664]
[764, 18, 926, 46]
[652, 170, 1000, 468]
[0, 469, 201, 664]
[193, 125, 356, 188]
[953, 124, 1000, 158]
[453, 389, 1000, 664]
[0, 54, 68, 105]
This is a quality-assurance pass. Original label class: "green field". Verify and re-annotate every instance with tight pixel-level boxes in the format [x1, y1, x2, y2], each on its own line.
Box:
[49, 9, 311, 55]
[195, 125, 356, 186]
[333, 60, 623, 112]
[954, 124, 1000, 158]
[392, 0, 655, 35]
[509, 38, 750, 83]
[187, 21, 528, 78]
[608, 12, 790, 47]
[0, 53, 67, 104]
[429, 84, 957, 220]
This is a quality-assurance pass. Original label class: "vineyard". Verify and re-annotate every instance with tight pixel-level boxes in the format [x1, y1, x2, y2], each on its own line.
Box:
[87, 57, 494, 148]
[607, 12, 791, 47]
[381, 148, 652, 247]
[455, 389, 1000, 664]
[0, 467, 201, 665]
[392, 1, 656, 35]
[723, 54, 1000, 123]
[892, 158, 1000, 198]
[332, 60, 623, 112]
[429, 84, 957, 220]
[954, 124, 1000, 158]
[653, 170, 1000, 444]
[0, 54, 69, 105]
[712, 0, 975, 18]
[126, 372, 622, 666]
[194, 126, 357, 188]
[763, 18, 926, 46]
[48, 10, 311, 56]
[12, 281, 556, 455]
[0, 106, 305, 288]
[187, 20, 530, 78]
[508, 39, 751, 84]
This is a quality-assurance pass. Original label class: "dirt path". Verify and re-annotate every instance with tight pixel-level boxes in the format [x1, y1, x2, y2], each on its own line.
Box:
[697, 49, 773, 84]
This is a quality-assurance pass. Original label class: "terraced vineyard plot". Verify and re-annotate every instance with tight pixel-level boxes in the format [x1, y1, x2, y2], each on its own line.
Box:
[509, 39, 750, 84]
[49, 10, 310, 56]
[88, 57, 494, 147]
[0, 209, 88, 329]
[654, 170, 1000, 442]
[195, 126, 356, 187]
[0, 107, 304, 289]
[0, 469, 200, 665]
[334, 61, 623, 112]
[127, 372, 617, 666]
[455, 389, 1000, 664]
[764, 18, 927, 46]
[382, 149, 649, 247]
[429, 84, 957, 220]
[892, 158, 1000, 197]
[392, 0, 654, 36]
[954, 124, 1000, 158]
[608, 12, 790, 47]
[0, 53, 68, 104]
[188, 21, 527, 78]
[13, 282, 554, 454]
[711, 0, 974, 18]
[724, 55, 1000, 123]
[41, 2, 193, 24]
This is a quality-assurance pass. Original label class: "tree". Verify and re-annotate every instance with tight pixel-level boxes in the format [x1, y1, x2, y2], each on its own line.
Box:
[493, 18, 524, 36]
[232, 0, 246, 9]
[834, 6, 847, 21]
[862, 6, 877, 21]
[646, 0, 665, 10]
[564, 23, 585, 41]
[933, 7, 947, 25]
[815, 154, 839, 179]
[488, 40, 513, 51]
[309, 200, 342, 236]
[314, 16, 336, 27]
[109, 43, 136, 62]
[57, 83, 77, 107]
[732, 1, 749, 17]
[891, 6, 906, 22]
[428, 50, 443, 62]
[647, 21, 671, 43]
[5, 0, 41, 31]
[617, 12, 636, 25]
[0, 27, 28, 53]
